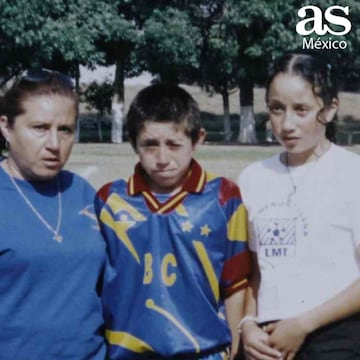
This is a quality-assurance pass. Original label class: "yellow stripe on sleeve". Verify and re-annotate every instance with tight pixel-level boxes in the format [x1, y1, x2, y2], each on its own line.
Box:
[229, 278, 248, 291]
[227, 203, 247, 241]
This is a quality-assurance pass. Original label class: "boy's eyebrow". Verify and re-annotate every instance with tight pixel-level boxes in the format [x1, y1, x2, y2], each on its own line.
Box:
[29, 119, 53, 125]
[293, 102, 310, 107]
[268, 99, 310, 106]
[140, 138, 159, 145]
[141, 135, 186, 142]
[267, 99, 283, 105]
[139, 138, 186, 146]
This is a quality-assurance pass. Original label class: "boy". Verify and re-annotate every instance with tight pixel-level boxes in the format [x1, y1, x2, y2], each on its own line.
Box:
[95, 84, 251, 360]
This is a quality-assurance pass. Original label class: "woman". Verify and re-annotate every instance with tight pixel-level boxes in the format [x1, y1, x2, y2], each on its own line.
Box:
[238, 53, 360, 360]
[0, 69, 107, 359]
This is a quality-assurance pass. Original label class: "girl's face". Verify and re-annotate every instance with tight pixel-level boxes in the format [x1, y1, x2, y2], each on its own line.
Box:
[267, 73, 338, 165]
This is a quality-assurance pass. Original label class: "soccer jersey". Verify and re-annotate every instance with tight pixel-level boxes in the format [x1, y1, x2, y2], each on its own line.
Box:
[239, 144, 360, 323]
[0, 167, 107, 359]
[96, 159, 250, 359]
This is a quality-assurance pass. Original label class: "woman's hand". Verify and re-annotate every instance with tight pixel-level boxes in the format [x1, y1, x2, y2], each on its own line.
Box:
[241, 321, 282, 360]
[264, 318, 309, 360]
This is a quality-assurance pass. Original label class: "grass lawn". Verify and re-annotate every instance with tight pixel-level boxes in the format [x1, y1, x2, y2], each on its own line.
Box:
[66, 142, 360, 190]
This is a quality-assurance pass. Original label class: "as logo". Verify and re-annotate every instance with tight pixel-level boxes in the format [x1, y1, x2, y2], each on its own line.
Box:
[296, 5, 351, 36]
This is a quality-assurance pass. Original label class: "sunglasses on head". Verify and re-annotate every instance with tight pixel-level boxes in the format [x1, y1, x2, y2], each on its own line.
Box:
[20, 68, 74, 89]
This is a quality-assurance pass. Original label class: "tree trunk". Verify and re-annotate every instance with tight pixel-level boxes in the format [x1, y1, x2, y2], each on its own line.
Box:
[97, 115, 103, 142]
[222, 90, 232, 143]
[237, 78, 257, 144]
[111, 59, 125, 144]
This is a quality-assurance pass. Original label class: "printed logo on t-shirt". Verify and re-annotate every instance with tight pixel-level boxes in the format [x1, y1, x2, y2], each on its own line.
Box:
[256, 217, 297, 266]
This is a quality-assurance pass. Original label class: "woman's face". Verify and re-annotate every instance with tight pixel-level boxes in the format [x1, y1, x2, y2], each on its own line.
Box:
[267, 73, 338, 164]
[0, 95, 76, 181]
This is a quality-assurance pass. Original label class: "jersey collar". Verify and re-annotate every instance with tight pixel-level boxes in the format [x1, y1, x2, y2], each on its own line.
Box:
[127, 159, 206, 213]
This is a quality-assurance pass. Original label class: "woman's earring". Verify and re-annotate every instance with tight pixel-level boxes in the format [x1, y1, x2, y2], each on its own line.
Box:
[5, 140, 9, 149]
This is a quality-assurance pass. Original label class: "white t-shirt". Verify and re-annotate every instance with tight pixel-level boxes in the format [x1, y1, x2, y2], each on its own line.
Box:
[238, 144, 360, 322]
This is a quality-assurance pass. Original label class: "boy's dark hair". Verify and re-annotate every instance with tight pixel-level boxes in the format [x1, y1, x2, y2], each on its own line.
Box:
[266, 51, 339, 141]
[127, 84, 202, 148]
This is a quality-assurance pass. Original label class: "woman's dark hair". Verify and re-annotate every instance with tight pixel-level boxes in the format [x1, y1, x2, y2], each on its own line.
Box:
[1, 70, 78, 125]
[127, 83, 202, 148]
[266, 52, 339, 142]
[0, 69, 78, 154]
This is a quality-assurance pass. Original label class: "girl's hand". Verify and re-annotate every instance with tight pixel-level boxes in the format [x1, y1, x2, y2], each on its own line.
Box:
[264, 318, 309, 360]
[241, 321, 282, 360]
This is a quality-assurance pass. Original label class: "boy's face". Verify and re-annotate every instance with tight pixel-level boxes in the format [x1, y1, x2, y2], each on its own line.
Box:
[136, 121, 205, 194]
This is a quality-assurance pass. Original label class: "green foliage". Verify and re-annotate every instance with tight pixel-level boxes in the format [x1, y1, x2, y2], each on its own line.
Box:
[0, 0, 126, 83]
[1, 0, 360, 98]
[199, 21, 238, 94]
[138, 7, 202, 83]
[83, 81, 113, 116]
[223, 0, 299, 84]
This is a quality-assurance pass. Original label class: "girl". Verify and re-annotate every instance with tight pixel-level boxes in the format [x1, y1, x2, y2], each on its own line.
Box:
[238, 53, 360, 360]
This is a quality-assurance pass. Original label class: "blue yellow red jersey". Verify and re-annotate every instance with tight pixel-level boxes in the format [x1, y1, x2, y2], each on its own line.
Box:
[95, 160, 251, 359]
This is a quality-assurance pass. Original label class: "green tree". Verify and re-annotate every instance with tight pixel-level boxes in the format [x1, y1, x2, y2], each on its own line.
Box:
[0, 0, 106, 85]
[223, 0, 360, 143]
[0, 0, 138, 143]
[137, 2, 236, 140]
[83, 81, 113, 142]
[223, 0, 298, 143]
[199, 21, 239, 142]
[137, 7, 202, 84]
[1, 0, 359, 146]
[94, 0, 143, 143]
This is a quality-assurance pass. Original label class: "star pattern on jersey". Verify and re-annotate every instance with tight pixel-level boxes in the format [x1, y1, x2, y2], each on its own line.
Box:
[182, 220, 194, 232]
[200, 224, 211, 236]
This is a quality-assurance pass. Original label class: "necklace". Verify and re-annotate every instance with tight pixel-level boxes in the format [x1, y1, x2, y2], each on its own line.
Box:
[4, 164, 63, 243]
[284, 142, 332, 205]
[284, 152, 319, 205]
